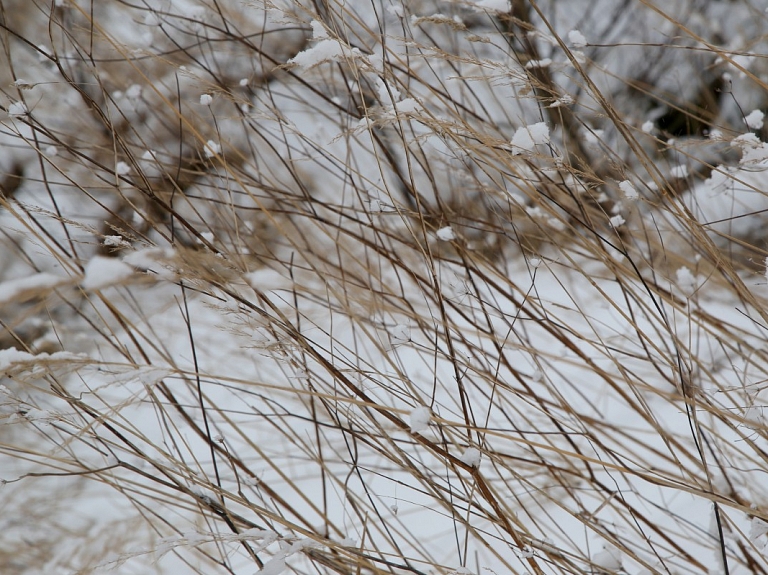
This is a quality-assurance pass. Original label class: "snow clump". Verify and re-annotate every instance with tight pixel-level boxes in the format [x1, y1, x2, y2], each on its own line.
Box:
[410, 406, 431, 433]
[510, 122, 550, 155]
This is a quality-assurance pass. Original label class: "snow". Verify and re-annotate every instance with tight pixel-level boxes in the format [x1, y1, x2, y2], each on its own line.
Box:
[609, 214, 625, 228]
[81, 256, 134, 290]
[510, 122, 550, 155]
[459, 446, 481, 467]
[410, 406, 431, 433]
[436, 226, 456, 241]
[204, 139, 221, 158]
[8, 101, 27, 117]
[199, 93, 213, 105]
[568, 29, 587, 48]
[471, 0, 511, 12]
[618, 180, 639, 200]
[745, 109, 764, 130]
[641, 120, 655, 133]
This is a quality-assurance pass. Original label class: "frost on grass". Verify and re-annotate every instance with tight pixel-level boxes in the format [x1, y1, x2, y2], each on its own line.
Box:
[510, 122, 550, 155]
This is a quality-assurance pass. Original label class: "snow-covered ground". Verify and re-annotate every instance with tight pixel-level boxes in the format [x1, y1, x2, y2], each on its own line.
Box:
[2, 1, 768, 574]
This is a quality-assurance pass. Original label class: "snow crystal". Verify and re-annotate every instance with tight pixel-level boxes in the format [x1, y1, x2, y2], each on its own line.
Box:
[510, 122, 550, 155]
[410, 406, 431, 433]
[199, 93, 213, 106]
[609, 214, 625, 228]
[436, 226, 456, 241]
[568, 30, 587, 48]
[745, 109, 764, 130]
[618, 180, 639, 200]
[82, 256, 134, 290]
[459, 446, 481, 467]
[641, 120, 654, 133]
[8, 101, 27, 117]
[471, 0, 511, 12]
[670, 165, 688, 179]
[204, 140, 221, 158]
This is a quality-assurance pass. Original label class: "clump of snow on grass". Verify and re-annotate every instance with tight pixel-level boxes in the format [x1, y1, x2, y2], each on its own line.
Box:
[510, 122, 550, 155]
[436, 226, 456, 241]
[525, 58, 552, 69]
[82, 256, 134, 290]
[641, 120, 655, 133]
[0, 347, 90, 374]
[310, 19, 329, 40]
[619, 180, 639, 200]
[287, 38, 377, 70]
[116, 161, 131, 175]
[470, 0, 511, 12]
[731, 132, 768, 164]
[204, 140, 221, 158]
[609, 214, 625, 228]
[410, 406, 431, 433]
[745, 109, 764, 130]
[675, 266, 697, 296]
[568, 30, 587, 48]
[459, 446, 481, 467]
[199, 93, 213, 105]
[548, 94, 573, 108]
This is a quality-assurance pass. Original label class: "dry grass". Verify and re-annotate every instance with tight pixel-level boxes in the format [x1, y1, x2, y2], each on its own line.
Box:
[1, 1, 768, 574]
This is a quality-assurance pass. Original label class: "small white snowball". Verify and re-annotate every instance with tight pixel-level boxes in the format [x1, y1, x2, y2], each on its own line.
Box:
[204, 140, 221, 158]
[239, 78, 248, 87]
[199, 93, 213, 106]
[745, 109, 765, 130]
[459, 446, 482, 467]
[511, 122, 550, 154]
[410, 406, 432, 433]
[116, 161, 131, 175]
[45, 145, 58, 156]
[568, 29, 587, 48]
[618, 180, 639, 200]
[641, 120, 655, 133]
[436, 226, 456, 241]
[609, 214, 625, 228]
[529, 257, 542, 268]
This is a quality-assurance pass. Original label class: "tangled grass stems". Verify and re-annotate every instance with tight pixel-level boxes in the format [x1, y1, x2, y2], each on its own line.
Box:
[1, 0, 768, 574]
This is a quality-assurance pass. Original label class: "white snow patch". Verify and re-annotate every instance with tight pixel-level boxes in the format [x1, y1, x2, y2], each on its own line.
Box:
[436, 226, 456, 241]
[568, 30, 587, 48]
[199, 93, 213, 106]
[510, 122, 550, 155]
[609, 214, 625, 228]
[619, 180, 639, 200]
[745, 109, 764, 130]
[82, 256, 134, 290]
[459, 446, 481, 467]
[641, 120, 655, 133]
[470, 0, 511, 12]
[675, 267, 697, 296]
[310, 19, 329, 40]
[8, 101, 27, 117]
[204, 140, 221, 158]
[410, 406, 431, 433]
